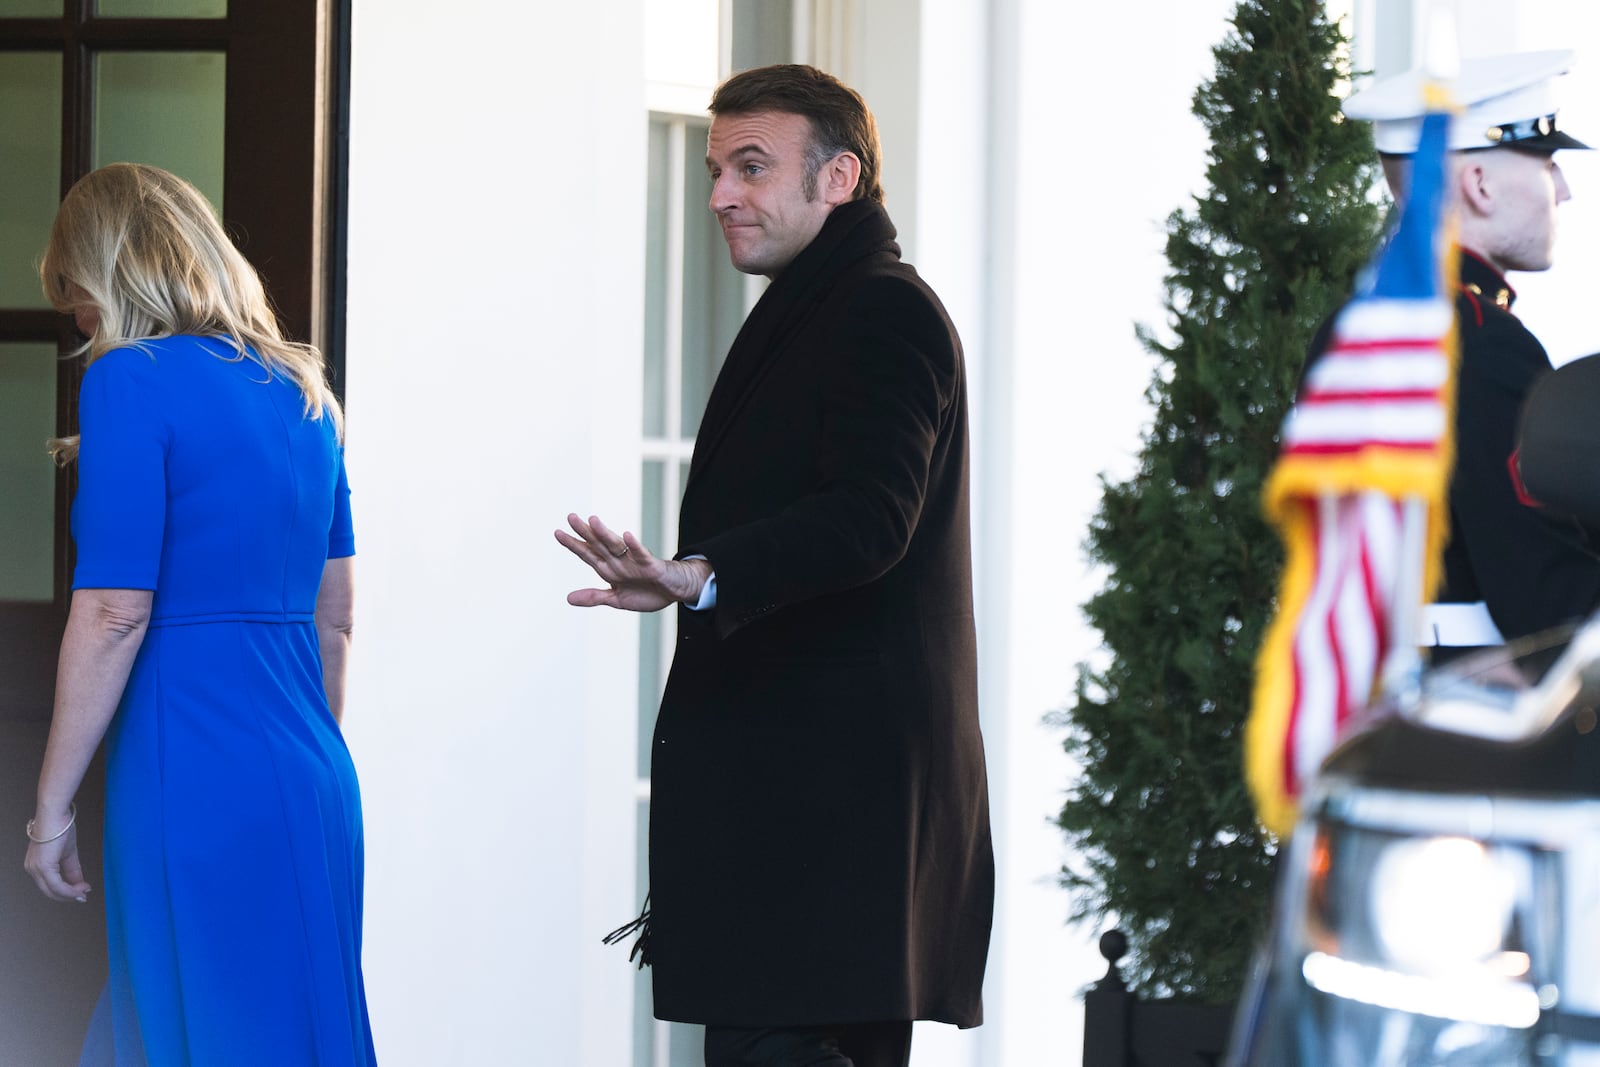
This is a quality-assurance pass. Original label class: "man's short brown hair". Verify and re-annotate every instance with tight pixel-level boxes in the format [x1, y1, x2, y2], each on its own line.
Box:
[709, 64, 885, 204]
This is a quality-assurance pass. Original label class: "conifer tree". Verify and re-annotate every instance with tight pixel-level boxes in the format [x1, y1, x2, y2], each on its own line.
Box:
[1056, 0, 1386, 1000]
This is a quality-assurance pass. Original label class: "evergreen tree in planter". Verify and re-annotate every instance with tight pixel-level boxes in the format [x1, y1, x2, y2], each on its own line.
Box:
[1056, 0, 1385, 1001]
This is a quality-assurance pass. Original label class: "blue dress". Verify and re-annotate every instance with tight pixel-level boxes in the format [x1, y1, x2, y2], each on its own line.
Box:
[71, 335, 374, 1066]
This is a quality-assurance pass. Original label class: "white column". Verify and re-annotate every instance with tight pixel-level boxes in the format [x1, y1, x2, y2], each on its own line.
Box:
[342, 1, 646, 1062]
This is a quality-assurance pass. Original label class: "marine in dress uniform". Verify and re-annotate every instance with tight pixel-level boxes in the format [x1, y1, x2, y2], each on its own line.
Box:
[1342, 51, 1600, 649]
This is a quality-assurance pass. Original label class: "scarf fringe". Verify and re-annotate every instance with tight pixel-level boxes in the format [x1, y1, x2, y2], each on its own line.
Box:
[601, 894, 652, 969]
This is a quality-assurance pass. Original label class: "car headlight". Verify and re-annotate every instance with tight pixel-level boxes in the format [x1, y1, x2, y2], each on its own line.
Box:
[1297, 825, 1551, 1031]
[1369, 837, 1520, 976]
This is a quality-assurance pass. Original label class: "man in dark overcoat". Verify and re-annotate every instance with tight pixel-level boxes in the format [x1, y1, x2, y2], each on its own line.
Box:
[557, 64, 993, 1067]
[1336, 51, 1600, 649]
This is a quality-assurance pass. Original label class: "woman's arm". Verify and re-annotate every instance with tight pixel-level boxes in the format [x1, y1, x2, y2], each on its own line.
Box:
[315, 556, 354, 724]
[25, 587, 152, 902]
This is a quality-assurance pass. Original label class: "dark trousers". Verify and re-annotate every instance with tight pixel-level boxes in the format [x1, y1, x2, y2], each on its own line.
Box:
[703, 1021, 913, 1067]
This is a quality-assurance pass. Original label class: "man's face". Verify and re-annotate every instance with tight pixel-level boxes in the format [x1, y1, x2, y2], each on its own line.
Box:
[706, 110, 839, 279]
[1481, 147, 1572, 273]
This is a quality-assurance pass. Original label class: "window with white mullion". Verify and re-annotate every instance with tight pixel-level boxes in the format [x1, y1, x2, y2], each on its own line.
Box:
[635, 100, 750, 1067]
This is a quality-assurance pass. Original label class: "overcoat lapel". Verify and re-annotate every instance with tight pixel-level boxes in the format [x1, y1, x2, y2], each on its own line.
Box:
[684, 200, 899, 494]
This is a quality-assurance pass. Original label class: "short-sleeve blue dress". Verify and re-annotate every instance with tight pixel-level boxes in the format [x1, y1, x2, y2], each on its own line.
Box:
[71, 335, 374, 1066]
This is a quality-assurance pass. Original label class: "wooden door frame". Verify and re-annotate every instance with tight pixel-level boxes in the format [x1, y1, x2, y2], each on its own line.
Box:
[0, 0, 350, 719]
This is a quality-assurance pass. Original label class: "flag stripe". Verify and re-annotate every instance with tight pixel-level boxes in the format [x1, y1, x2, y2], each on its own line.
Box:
[1282, 403, 1447, 446]
[1308, 353, 1448, 392]
[1327, 337, 1448, 355]
[1332, 299, 1455, 338]
[1298, 388, 1443, 405]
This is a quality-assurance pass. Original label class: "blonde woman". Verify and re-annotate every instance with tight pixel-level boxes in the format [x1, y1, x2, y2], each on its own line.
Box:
[22, 163, 373, 1065]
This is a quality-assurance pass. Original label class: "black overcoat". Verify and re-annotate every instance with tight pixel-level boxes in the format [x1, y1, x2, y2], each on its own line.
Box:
[1442, 251, 1600, 639]
[647, 199, 994, 1029]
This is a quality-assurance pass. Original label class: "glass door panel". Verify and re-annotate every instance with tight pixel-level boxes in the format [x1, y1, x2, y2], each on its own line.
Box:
[0, 53, 63, 308]
[96, 0, 226, 16]
[0, 344, 58, 602]
[0, 0, 61, 14]
[94, 51, 225, 212]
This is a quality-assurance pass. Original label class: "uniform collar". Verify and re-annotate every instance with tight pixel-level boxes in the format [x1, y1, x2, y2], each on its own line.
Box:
[1459, 249, 1517, 311]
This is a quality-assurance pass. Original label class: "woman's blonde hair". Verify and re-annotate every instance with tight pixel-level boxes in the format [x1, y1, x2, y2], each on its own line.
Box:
[43, 162, 343, 462]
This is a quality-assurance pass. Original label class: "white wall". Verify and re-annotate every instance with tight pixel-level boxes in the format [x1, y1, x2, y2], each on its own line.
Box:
[342, 2, 646, 1062]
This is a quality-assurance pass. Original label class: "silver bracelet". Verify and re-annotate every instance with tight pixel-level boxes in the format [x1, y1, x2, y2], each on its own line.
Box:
[26, 803, 76, 845]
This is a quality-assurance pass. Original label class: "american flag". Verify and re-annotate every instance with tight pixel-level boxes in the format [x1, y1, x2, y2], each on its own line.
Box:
[1246, 104, 1457, 838]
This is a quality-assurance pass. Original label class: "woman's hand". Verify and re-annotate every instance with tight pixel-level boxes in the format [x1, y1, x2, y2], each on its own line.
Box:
[28, 587, 150, 906]
[24, 808, 91, 903]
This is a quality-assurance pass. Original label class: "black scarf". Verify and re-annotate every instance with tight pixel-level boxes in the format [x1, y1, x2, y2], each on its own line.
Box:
[686, 199, 900, 484]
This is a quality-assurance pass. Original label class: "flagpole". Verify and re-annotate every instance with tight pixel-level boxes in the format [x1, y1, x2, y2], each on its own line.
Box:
[1381, 499, 1428, 704]
[1380, 0, 1459, 708]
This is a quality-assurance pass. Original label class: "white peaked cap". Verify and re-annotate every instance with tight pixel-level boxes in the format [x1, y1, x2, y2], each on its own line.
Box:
[1343, 49, 1589, 155]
